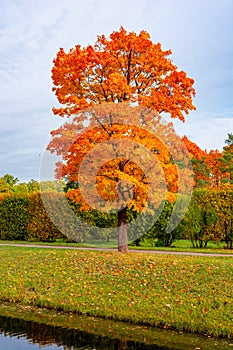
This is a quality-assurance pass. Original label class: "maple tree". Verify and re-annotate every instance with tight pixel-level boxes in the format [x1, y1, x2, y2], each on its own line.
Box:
[182, 136, 232, 188]
[206, 149, 224, 187]
[203, 134, 233, 187]
[182, 136, 209, 187]
[49, 27, 196, 252]
[52, 26, 195, 120]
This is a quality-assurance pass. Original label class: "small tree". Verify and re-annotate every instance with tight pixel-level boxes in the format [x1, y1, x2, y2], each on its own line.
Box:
[2, 174, 19, 189]
[137, 201, 176, 247]
[27, 179, 40, 193]
[0, 178, 12, 194]
[182, 136, 210, 187]
[213, 184, 233, 249]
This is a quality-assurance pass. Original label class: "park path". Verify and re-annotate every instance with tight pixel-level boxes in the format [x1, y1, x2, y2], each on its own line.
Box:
[0, 243, 233, 257]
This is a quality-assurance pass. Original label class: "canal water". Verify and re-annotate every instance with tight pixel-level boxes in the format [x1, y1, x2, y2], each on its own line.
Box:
[0, 304, 232, 349]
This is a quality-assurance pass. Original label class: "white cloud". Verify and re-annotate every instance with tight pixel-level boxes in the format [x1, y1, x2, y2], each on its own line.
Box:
[173, 111, 233, 151]
[0, 0, 232, 181]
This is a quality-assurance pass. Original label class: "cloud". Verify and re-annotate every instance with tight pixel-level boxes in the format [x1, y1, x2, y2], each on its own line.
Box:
[173, 110, 233, 151]
[0, 0, 232, 181]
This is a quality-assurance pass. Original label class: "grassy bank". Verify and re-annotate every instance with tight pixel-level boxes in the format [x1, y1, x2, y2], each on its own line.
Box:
[0, 303, 232, 350]
[0, 246, 232, 338]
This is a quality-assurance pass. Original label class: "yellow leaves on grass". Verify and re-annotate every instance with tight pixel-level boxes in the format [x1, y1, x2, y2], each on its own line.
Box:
[0, 248, 232, 337]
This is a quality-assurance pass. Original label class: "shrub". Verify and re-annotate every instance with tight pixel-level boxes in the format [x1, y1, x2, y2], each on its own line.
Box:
[180, 185, 233, 248]
[27, 192, 63, 242]
[0, 195, 30, 240]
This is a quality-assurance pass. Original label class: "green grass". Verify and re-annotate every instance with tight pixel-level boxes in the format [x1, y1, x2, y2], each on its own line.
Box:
[0, 238, 232, 255]
[0, 238, 117, 248]
[0, 246, 232, 338]
[131, 239, 233, 254]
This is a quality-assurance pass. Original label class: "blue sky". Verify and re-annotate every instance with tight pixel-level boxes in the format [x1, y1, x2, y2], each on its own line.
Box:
[0, 0, 232, 182]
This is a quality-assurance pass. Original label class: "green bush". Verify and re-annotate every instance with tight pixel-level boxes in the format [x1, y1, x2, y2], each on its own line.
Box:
[179, 185, 233, 248]
[0, 195, 30, 240]
[130, 201, 180, 247]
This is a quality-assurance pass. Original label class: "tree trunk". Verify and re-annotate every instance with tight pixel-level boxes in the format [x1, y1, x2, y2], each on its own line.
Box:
[118, 207, 128, 252]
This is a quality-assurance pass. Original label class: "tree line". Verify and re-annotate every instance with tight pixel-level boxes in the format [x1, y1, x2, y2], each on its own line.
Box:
[0, 133, 232, 248]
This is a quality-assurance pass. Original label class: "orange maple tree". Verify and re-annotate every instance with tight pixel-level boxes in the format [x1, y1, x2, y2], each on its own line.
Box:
[182, 136, 210, 187]
[52, 26, 195, 121]
[206, 149, 225, 187]
[182, 135, 232, 188]
[49, 27, 196, 252]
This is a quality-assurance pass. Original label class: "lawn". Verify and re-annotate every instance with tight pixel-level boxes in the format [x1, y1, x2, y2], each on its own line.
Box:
[0, 238, 233, 255]
[0, 246, 232, 338]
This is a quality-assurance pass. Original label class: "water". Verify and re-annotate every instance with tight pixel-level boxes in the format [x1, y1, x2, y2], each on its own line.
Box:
[0, 306, 232, 350]
[0, 333, 59, 350]
[0, 314, 157, 350]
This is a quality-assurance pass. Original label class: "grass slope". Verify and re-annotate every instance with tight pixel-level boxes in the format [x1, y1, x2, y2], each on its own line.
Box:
[0, 303, 232, 350]
[0, 246, 232, 338]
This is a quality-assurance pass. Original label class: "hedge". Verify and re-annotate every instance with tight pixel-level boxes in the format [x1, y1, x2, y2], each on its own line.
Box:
[0, 192, 64, 242]
[0, 185, 232, 247]
[27, 192, 63, 242]
[0, 195, 29, 240]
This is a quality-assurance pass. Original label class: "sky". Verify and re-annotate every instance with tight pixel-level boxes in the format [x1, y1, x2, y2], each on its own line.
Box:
[0, 0, 232, 182]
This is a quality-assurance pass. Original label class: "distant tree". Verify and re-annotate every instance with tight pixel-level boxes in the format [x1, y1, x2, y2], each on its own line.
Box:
[2, 174, 19, 190]
[27, 179, 40, 193]
[183, 135, 233, 187]
[14, 182, 29, 194]
[213, 184, 233, 249]
[225, 133, 233, 146]
[220, 133, 233, 183]
[182, 136, 209, 187]
[206, 149, 225, 187]
[40, 180, 65, 192]
[0, 178, 12, 194]
[181, 189, 219, 248]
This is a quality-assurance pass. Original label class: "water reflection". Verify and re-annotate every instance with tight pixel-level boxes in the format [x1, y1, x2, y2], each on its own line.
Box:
[0, 333, 58, 350]
[0, 314, 168, 349]
[0, 309, 232, 350]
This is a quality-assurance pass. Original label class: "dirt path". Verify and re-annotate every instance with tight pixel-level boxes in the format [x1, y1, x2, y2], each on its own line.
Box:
[0, 243, 233, 257]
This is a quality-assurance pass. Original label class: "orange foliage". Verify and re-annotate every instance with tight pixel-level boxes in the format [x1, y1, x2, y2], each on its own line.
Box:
[182, 136, 209, 186]
[52, 26, 196, 121]
[182, 135, 207, 160]
[49, 27, 196, 232]
[182, 136, 231, 188]
[48, 105, 184, 213]
[206, 149, 224, 186]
